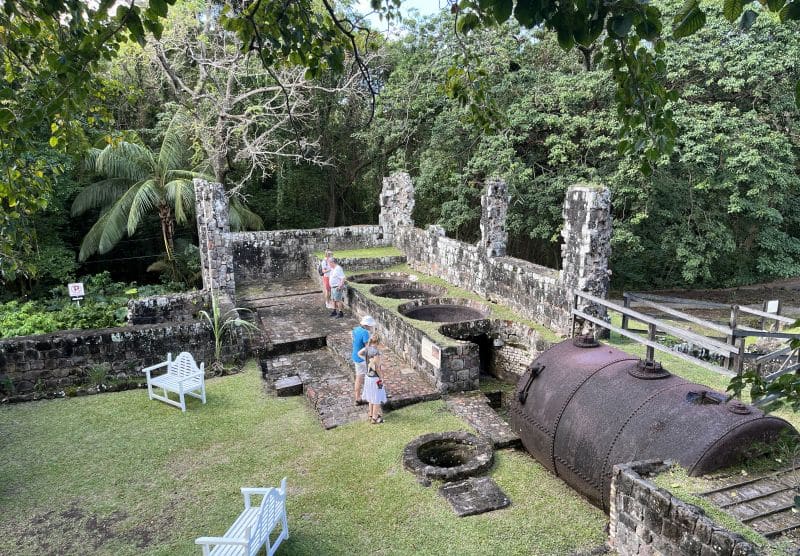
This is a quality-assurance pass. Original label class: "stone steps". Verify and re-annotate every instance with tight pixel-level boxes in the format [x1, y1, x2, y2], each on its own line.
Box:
[444, 391, 520, 449]
[325, 331, 441, 411]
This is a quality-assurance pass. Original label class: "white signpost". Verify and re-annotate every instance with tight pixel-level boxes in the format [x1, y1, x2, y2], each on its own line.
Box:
[421, 337, 441, 369]
[68, 282, 85, 306]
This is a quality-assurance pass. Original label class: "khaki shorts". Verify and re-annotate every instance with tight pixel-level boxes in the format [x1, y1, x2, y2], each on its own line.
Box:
[354, 361, 367, 376]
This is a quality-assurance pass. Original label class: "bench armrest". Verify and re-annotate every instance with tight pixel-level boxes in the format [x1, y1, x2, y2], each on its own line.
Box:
[175, 372, 204, 384]
[142, 361, 169, 375]
[241, 487, 275, 508]
[240, 487, 273, 495]
[195, 536, 249, 547]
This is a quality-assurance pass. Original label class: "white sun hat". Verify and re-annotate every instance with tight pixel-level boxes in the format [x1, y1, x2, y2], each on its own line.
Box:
[360, 315, 376, 327]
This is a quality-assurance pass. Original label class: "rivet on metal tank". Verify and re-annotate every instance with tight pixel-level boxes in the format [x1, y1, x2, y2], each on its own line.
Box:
[572, 334, 599, 348]
[628, 359, 671, 379]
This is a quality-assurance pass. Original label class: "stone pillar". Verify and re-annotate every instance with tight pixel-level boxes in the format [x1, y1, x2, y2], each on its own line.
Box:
[195, 178, 235, 298]
[379, 172, 415, 243]
[560, 184, 612, 331]
[479, 178, 509, 258]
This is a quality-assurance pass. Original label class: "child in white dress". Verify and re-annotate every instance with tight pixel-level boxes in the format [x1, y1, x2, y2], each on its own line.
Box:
[359, 335, 387, 424]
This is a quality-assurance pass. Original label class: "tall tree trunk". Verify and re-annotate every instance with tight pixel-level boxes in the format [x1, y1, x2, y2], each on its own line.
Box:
[327, 178, 338, 227]
[158, 203, 176, 261]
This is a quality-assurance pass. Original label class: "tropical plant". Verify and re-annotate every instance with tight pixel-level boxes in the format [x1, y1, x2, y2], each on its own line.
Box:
[72, 112, 262, 266]
[198, 294, 260, 374]
[72, 112, 208, 262]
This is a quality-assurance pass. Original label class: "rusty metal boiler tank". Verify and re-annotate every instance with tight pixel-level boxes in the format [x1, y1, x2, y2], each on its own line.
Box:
[510, 337, 796, 511]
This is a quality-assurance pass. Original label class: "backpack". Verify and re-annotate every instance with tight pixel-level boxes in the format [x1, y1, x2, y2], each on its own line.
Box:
[317, 261, 324, 276]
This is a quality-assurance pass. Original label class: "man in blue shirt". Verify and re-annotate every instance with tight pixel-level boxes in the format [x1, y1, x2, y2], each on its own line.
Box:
[352, 315, 375, 405]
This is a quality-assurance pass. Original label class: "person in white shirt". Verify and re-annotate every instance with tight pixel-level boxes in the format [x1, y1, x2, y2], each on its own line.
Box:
[328, 258, 346, 318]
[320, 250, 333, 309]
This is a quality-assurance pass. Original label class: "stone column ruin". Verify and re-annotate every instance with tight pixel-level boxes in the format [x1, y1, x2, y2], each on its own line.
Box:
[560, 184, 612, 331]
[379, 172, 415, 243]
[479, 178, 509, 258]
[194, 178, 235, 298]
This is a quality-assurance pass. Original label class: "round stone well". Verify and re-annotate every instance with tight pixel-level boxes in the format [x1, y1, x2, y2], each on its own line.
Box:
[402, 431, 494, 482]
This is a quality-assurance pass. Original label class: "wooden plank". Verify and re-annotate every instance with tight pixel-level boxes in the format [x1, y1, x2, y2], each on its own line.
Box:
[755, 346, 793, 364]
[624, 296, 732, 336]
[627, 292, 729, 309]
[737, 305, 796, 325]
[764, 363, 800, 382]
[577, 292, 739, 356]
[732, 330, 800, 340]
[572, 309, 736, 377]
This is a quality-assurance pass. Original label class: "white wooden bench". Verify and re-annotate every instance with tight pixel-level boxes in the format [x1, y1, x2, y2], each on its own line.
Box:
[143, 352, 206, 412]
[196, 477, 289, 556]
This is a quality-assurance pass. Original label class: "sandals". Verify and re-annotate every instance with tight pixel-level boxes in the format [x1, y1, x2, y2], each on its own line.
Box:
[370, 416, 384, 424]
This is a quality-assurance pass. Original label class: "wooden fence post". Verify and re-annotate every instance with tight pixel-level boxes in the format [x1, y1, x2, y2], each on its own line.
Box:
[726, 306, 739, 370]
[646, 323, 656, 362]
[622, 293, 630, 330]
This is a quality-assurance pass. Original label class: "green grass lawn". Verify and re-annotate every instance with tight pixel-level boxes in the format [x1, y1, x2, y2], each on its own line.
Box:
[0, 362, 606, 555]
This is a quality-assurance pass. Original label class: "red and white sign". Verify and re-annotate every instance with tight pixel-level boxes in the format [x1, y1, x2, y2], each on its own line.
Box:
[68, 282, 85, 298]
[421, 337, 441, 369]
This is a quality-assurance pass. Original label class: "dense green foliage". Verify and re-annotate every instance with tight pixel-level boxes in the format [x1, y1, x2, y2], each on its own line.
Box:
[0, 272, 178, 339]
[366, 2, 800, 288]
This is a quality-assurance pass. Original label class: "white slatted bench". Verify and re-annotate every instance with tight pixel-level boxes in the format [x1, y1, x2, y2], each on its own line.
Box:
[196, 478, 289, 556]
[143, 352, 206, 412]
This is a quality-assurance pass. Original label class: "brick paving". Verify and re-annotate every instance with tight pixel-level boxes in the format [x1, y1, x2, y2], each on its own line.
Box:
[444, 391, 521, 449]
[242, 280, 441, 429]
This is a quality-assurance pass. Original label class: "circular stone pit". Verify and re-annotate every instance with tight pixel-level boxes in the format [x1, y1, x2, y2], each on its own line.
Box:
[369, 282, 447, 300]
[348, 272, 411, 285]
[398, 297, 490, 323]
[402, 431, 494, 482]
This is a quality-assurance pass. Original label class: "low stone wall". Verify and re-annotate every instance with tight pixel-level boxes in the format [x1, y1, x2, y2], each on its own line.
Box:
[347, 288, 480, 393]
[127, 291, 209, 325]
[0, 321, 254, 399]
[231, 226, 389, 282]
[609, 460, 758, 556]
[396, 226, 569, 332]
[438, 319, 550, 384]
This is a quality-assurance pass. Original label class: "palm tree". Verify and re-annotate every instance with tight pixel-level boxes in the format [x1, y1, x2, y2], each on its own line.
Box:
[72, 113, 262, 263]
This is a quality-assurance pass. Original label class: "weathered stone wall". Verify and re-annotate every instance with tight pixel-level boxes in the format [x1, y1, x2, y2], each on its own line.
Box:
[438, 319, 550, 384]
[306, 253, 406, 275]
[127, 291, 209, 325]
[195, 179, 235, 297]
[609, 460, 758, 556]
[479, 178, 509, 258]
[492, 322, 550, 383]
[379, 172, 414, 244]
[561, 184, 612, 327]
[0, 321, 254, 398]
[347, 288, 480, 392]
[380, 177, 612, 335]
[231, 226, 389, 283]
[395, 226, 568, 331]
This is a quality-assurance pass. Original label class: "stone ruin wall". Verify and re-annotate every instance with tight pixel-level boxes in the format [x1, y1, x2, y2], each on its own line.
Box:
[127, 291, 210, 325]
[382, 173, 612, 335]
[231, 226, 389, 283]
[0, 320, 251, 400]
[609, 461, 758, 556]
